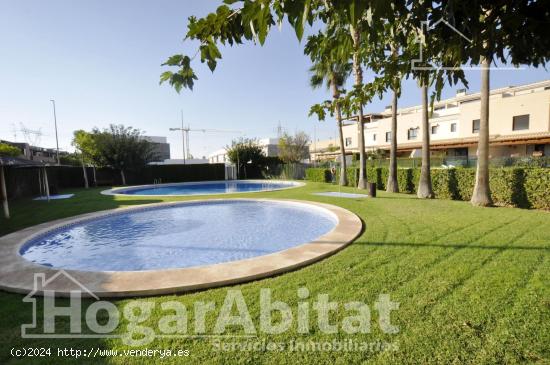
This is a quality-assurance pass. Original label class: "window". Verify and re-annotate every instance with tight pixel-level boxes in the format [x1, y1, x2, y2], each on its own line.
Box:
[407, 128, 418, 140]
[345, 137, 352, 147]
[472, 119, 480, 133]
[431, 125, 439, 134]
[373, 134, 377, 141]
[450, 123, 457, 132]
[512, 114, 529, 131]
[385, 131, 391, 142]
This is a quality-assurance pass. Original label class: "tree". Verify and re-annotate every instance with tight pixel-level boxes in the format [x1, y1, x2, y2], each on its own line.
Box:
[0, 143, 21, 157]
[306, 30, 351, 186]
[225, 138, 266, 179]
[416, 82, 434, 198]
[91, 125, 156, 185]
[72, 130, 99, 189]
[278, 131, 310, 164]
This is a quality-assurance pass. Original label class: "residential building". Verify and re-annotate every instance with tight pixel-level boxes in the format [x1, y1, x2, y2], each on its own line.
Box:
[310, 79, 550, 162]
[141, 136, 170, 162]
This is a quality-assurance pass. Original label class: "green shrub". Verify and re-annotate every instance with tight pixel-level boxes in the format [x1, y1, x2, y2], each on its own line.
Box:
[305, 168, 330, 183]
[454, 168, 476, 201]
[489, 168, 528, 208]
[306, 166, 550, 210]
[524, 168, 550, 210]
[431, 169, 459, 200]
[397, 168, 415, 193]
[379, 167, 389, 190]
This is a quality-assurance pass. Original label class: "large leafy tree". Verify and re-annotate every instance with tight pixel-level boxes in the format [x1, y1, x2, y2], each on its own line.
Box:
[91, 125, 156, 185]
[306, 29, 351, 186]
[72, 130, 98, 188]
[278, 131, 310, 163]
[226, 138, 266, 179]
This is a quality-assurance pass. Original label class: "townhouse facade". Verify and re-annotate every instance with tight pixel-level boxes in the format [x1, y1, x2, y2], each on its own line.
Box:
[310, 79, 550, 163]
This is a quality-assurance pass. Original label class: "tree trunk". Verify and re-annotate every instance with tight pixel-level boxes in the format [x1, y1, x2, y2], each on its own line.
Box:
[331, 78, 347, 186]
[336, 106, 348, 186]
[417, 82, 434, 199]
[386, 88, 399, 192]
[81, 156, 89, 189]
[471, 56, 493, 206]
[0, 166, 9, 219]
[350, 24, 367, 189]
[120, 169, 126, 186]
[92, 166, 97, 187]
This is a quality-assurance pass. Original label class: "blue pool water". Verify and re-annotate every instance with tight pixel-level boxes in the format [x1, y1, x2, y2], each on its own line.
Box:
[108, 180, 299, 196]
[20, 200, 337, 271]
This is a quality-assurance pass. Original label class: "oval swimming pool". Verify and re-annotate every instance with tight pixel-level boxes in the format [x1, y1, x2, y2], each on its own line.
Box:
[102, 180, 301, 196]
[20, 200, 337, 271]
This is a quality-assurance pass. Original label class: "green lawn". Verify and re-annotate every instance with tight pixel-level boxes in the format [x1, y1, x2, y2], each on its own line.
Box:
[0, 182, 549, 364]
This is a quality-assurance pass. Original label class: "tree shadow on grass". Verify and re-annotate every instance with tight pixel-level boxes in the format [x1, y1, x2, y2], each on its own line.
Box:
[354, 241, 550, 252]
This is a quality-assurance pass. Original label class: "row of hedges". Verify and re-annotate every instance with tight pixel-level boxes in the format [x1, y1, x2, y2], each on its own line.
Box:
[305, 166, 550, 210]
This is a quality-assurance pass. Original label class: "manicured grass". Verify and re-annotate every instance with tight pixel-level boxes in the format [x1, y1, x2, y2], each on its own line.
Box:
[0, 183, 549, 364]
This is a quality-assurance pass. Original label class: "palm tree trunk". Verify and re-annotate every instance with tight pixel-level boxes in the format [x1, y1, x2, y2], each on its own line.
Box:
[471, 55, 493, 206]
[350, 24, 367, 189]
[417, 82, 434, 199]
[386, 88, 399, 192]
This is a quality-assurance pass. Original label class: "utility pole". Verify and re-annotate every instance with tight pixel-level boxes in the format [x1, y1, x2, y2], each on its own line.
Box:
[50, 99, 60, 165]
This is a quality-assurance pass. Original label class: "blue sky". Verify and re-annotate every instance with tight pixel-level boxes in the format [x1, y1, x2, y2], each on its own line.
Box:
[1, 0, 549, 159]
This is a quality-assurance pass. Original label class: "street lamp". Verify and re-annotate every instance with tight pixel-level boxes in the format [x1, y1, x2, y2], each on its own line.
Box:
[50, 99, 60, 165]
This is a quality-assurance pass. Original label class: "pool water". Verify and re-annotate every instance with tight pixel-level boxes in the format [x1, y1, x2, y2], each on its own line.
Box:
[106, 180, 299, 196]
[20, 200, 337, 271]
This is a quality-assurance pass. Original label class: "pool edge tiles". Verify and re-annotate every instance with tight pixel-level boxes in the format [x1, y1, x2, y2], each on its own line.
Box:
[101, 179, 304, 197]
[0, 199, 362, 298]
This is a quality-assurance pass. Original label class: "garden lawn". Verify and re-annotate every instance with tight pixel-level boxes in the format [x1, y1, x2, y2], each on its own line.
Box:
[0, 182, 548, 364]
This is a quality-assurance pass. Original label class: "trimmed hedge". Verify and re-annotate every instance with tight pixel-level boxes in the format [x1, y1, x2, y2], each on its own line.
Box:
[305, 168, 331, 183]
[524, 168, 550, 210]
[306, 166, 550, 210]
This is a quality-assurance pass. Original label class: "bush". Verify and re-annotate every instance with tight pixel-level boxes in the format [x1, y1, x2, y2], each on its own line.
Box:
[397, 168, 415, 193]
[524, 168, 550, 210]
[454, 168, 476, 201]
[305, 166, 550, 210]
[431, 169, 458, 200]
[305, 168, 330, 183]
[489, 168, 528, 208]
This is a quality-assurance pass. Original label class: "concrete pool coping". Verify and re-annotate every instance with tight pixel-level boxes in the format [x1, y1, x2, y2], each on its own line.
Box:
[101, 179, 305, 197]
[0, 199, 362, 298]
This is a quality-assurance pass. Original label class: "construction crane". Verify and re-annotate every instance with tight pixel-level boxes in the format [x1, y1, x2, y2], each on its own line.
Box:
[169, 110, 241, 164]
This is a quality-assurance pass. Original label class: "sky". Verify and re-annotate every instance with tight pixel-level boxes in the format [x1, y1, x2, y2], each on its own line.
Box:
[1, 0, 550, 159]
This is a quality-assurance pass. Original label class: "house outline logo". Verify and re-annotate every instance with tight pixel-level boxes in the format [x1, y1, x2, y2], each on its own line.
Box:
[411, 16, 524, 71]
[20, 270, 121, 339]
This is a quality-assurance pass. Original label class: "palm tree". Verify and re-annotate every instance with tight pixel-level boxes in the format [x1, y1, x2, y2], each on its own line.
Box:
[417, 81, 434, 198]
[309, 61, 352, 186]
[471, 54, 493, 206]
[386, 86, 399, 192]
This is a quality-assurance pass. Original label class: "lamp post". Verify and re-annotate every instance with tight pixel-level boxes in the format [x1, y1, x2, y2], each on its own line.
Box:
[50, 99, 60, 165]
